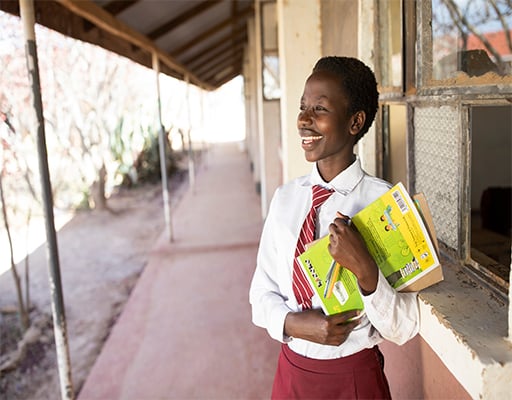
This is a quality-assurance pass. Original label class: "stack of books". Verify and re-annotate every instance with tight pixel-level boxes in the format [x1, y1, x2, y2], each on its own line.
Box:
[297, 182, 443, 316]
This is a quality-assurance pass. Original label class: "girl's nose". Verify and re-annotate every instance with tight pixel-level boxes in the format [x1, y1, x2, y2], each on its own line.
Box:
[298, 108, 312, 126]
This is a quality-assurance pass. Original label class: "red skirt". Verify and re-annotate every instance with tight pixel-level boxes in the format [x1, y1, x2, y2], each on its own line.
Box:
[271, 344, 391, 399]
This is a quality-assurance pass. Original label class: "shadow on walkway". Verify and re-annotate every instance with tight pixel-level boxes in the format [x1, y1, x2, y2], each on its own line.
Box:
[79, 142, 280, 399]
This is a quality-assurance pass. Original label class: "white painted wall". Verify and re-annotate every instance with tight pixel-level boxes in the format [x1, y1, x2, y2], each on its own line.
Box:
[356, 0, 378, 176]
[277, 0, 322, 183]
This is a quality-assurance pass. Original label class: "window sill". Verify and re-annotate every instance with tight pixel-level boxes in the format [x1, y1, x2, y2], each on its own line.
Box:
[418, 256, 512, 398]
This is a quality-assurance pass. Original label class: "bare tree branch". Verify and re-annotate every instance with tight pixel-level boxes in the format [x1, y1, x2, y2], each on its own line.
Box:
[443, 0, 507, 73]
[489, 0, 512, 52]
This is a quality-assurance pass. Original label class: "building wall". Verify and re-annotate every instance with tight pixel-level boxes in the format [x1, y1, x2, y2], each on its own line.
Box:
[277, 0, 321, 184]
[261, 100, 282, 203]
[249, 0, 512, 397]
[321, 0, 358, 57]
[356, 0, 379, 176]
[380, 336, 471, 399]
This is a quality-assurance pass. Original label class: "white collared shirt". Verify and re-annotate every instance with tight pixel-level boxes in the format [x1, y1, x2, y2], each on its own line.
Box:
[249, 158, 420, 359]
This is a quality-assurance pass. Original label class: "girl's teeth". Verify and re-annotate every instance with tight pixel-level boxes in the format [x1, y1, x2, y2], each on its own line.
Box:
[302, 136, 321, 144]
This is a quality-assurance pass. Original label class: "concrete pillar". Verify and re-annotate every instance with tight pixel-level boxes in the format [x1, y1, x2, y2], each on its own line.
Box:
[277, 0, 322, 183]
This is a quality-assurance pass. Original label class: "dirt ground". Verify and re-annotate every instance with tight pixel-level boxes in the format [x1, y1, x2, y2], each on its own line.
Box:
[0, 172, 188, 399]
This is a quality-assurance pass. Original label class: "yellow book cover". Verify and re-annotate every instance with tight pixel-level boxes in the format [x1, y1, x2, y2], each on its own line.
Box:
[296, 235, 364, 316]
[351, 182, 442, 291]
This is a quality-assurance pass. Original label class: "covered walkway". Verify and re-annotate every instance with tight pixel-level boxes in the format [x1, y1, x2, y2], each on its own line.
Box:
[78, 142, 280, 399]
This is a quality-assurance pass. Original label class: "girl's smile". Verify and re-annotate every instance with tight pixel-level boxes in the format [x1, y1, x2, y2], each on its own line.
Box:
[300, 130, 323, 148]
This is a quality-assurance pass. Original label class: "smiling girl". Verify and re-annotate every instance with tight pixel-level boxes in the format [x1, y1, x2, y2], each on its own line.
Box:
[249, 56, 420, 399]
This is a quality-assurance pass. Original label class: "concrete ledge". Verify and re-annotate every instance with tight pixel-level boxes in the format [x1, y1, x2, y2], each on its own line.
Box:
[418, 257, 512, 398]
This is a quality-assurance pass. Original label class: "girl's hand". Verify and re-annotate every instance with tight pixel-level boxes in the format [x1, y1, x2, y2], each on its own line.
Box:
[327, 212, 378, 295]
[284, 308, 362, 346]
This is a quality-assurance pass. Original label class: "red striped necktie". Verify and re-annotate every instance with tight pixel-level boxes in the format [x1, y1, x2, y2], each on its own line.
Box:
[293, 185, 334, 309]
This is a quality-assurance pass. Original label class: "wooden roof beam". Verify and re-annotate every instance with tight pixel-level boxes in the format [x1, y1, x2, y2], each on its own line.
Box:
[84, 0, 139, 32]
[182, 24, 246, 65]
[104, 0, 139, 16]
[203, 58, 243, 85]
[212, 68, 241, 87]
[194, 52, 235, 77]
[200, 53, 243, 81]
[148, 0, 222, 40]
[186, 31, 247, 70]
[189, 40, 245, 73]
[171, 5, 253, 57]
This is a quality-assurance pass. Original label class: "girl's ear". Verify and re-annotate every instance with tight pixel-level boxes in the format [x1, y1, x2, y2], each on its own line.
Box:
[349, 111, 366, 136]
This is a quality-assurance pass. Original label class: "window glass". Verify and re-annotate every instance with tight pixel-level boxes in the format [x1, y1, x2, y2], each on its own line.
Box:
[382, 104, 407, 185]
[263, 54, 280, 100]
[432, 0, 512, 80]
[261, 1, 280, 100]
[379, 0, 403, 88]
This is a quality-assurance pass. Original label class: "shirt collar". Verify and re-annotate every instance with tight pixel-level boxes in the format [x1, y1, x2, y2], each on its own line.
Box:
[303, 156, 365, 196]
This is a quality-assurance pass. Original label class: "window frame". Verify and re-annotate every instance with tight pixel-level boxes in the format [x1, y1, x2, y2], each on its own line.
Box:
[260, 0, 280, 101]
[371, 2, 512, 394]
[416, 0, 512, 96]
[416, 1, 511, 297]
[376, 1, 416, 191]
[463, 102, 511, 299]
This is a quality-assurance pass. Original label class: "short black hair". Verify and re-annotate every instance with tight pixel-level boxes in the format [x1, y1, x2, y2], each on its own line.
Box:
[312, 56, 379, 143]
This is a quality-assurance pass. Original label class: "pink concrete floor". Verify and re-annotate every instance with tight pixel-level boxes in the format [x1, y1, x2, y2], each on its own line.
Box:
[78, 143, 280, 400]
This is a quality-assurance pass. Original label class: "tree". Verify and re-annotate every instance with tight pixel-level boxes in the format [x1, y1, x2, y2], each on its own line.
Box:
[0, 117, 30, 332]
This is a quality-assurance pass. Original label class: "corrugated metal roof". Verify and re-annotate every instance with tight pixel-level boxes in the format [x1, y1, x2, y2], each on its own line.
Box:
[0, 0, 254, 90]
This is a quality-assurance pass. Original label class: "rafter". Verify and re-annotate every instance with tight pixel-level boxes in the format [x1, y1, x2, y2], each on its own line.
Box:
[203, 56, 243, 85]
[182, 24, 246, 64]
[194, 53, 233, 77]
[189, 40, 245, 72]
[184, 27, 247, 68]
[171, 5, 253, 57]
[148, 0, 222, 40]
[104, 0, 139, 16]
[198, 52, 243, 80]
[212, 69, 240, 87]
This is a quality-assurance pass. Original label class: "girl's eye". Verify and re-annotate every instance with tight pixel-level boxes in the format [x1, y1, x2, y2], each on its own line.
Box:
[299, 105, 327, 113]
